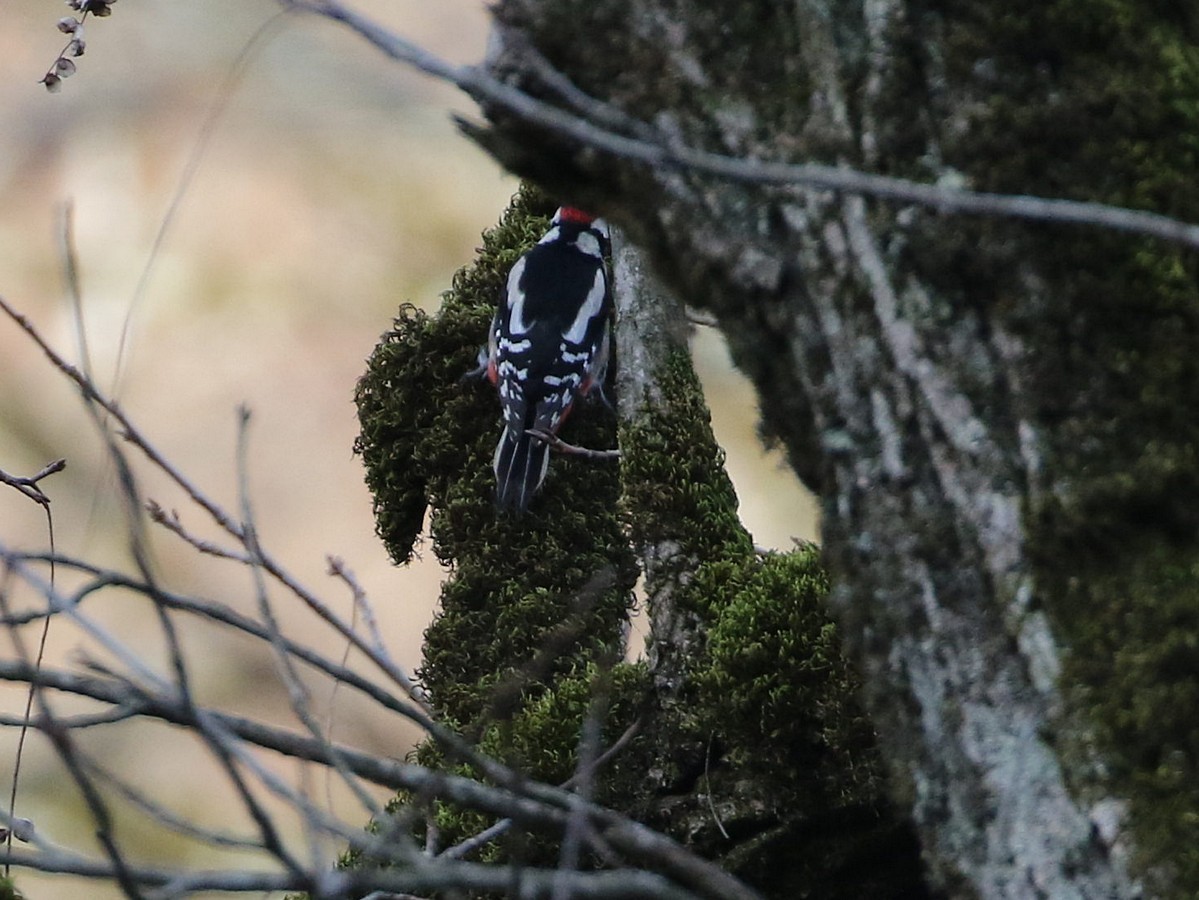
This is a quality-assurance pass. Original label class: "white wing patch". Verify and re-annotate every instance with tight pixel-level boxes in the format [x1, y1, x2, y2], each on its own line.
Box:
[506, 258, 530, 334]
[558, 347, 589, 364]
[563, 270, 607, 345]
[572, 231, 603, 258]
[498, 337, 531, 353]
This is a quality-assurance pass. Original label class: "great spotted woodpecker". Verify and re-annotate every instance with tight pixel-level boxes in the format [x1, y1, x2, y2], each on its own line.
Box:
[484, 206, 612, 513]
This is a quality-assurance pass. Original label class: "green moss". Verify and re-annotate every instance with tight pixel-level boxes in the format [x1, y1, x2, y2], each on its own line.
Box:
[619, 349, 753, 568]
[355, 184, 636, 721]
[350, 662, 651, 872]
[476, 662, 651, 788]
[347, 181, 932, 895]
[669, 548, 923, 897]
[699, 548, 876, 792]
[346, 186, 643, 890]
[610, 346, 929, 897]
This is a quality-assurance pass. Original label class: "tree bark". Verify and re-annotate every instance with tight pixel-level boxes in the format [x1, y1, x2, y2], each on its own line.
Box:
[473, 2, 1199, 896]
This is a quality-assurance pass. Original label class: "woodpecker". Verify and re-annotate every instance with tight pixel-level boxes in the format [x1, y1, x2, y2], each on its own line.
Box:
[484, 206, 612, 513]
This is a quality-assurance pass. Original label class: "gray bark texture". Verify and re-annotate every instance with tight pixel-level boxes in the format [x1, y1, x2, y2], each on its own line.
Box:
[470, 3, 1199, 898]
[609, 229, 697, 692]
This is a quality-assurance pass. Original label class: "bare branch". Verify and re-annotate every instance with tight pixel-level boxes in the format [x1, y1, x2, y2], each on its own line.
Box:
[146, 501, 252, 562]
[234, 407, 390, 838]
[1, 847, 702, 899]
[0, 269, 763, 898]
[0, 295, 430, 711]
[0, 649, 759, 900]
[526, 428, 620, 460]
[0, 459, 66, 507]
[0, 586, 145, 898]
[283, 0, 1199, 250]
[327, 555, 390, 660]
[0, 548, 428, 743]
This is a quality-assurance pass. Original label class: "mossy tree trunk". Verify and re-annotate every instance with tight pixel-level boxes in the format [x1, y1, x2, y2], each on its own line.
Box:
[608, 234, 933, 897]
[354, 189, 933, 898]
[468, 3, 1199, 897]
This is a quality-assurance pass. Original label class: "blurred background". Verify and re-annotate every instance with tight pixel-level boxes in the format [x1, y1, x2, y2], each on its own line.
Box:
[0, 2, 818, 897]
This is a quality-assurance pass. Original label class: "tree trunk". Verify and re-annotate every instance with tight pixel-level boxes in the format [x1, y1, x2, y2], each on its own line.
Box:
[474, 2, 1199, 896]
[355, 185, 938, 897]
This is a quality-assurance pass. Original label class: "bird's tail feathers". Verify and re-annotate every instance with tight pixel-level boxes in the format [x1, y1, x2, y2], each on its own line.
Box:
[493, 426, 551, 513]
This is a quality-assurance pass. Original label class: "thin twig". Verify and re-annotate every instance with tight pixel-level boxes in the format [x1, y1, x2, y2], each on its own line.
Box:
[525, 428, 620, 460]
[554, 678, 609, 900]
[234, 407, 390, 840]
[72, 749, 267, 854]
[1, 846, 702, 899]
[0, 459, 66, 507]
[0, 549, 423, 730]
[41, 722, 145, 899]
[60, 201, 93, 382]
[702, 733, 729, 840]
[499, 30, 658, 143]
[0, 584, 145, 898]
[111, 9, 294, 399]
[0, 653, 759, 900]
[146, 500, 252, 562]
[284, 0, 1199, 250]
[0, 704, 143, 730]
[2, 463, 62, 875]
[439, 717, 641, 861]
[0, 295, 430, 711]
[327, 556, 392, 665]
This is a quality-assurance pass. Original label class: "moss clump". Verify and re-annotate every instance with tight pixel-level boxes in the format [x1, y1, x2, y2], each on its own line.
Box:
[381, 660, 652, 870]
[350, 185, 641, 883]
[355, 185, 636, 722]
[347, 185, 931, 896]
[612, 346, 930, 898]
[668, 547, 922, 899]
[698, 547, 877, 794]
[618, 348, 753, 567]
[354, 185, 560, 567]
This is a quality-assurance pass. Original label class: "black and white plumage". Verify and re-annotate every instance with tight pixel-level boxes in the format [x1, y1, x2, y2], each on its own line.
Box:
[485, 206, 612, 513]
